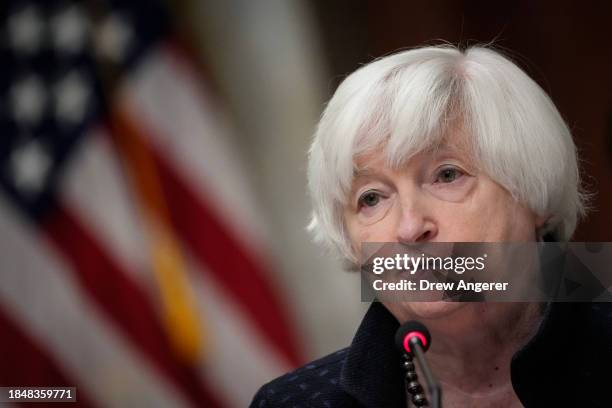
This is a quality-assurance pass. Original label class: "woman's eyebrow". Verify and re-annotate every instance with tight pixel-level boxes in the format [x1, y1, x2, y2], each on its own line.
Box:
[350, 168, 386, 193]
[429, 142, 457, 155]
[352, 168, 374, 178]
[434, 137, 474, 154]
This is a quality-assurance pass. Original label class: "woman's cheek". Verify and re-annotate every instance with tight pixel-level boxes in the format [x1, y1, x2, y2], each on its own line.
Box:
[365, 211, 398, 243]
[355, 226, 372, 244]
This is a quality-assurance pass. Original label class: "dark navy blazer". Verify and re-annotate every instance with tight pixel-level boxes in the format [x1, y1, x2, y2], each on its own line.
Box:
[251, 302, 612, 407]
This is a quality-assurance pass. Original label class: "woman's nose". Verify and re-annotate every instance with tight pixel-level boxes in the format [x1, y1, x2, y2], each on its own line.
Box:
[395, 201, 437, 243]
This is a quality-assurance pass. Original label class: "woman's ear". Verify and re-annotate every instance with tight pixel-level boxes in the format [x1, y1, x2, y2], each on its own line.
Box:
[535, 214, 553, 242]
[535, 214, 550, 229]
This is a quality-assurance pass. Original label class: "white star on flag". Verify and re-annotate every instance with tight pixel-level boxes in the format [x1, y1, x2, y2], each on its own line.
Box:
[51, 5, 90, 54]
[11, 75, 47, 126]
[54, 70, 91, 125]
[95, 14, 133, 63]
[8, 5, 44, 54]
[10, 139, 52, 195]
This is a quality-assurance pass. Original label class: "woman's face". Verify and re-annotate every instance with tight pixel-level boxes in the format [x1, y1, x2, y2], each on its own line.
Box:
[343, 133, 546, 320]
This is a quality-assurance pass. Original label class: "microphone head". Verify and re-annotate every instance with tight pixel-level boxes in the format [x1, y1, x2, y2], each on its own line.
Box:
[395, 321, 432, 354]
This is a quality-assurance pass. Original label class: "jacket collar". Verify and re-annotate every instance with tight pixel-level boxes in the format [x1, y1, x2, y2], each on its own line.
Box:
[340, 302, 404, 407]
[339, 301, 611, 407]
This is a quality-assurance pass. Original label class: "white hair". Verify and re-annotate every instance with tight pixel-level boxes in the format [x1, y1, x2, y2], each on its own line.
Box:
[307, 45, 586, 260]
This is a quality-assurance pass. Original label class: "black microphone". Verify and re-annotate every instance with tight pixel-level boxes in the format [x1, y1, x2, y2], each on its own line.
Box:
[395, 321, 441, 408]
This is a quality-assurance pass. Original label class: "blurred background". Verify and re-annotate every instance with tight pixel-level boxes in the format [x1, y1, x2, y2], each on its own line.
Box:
[0, 0, 610, 407]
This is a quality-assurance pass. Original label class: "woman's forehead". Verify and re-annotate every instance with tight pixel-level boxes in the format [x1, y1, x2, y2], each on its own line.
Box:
[352, 134, 475, 173]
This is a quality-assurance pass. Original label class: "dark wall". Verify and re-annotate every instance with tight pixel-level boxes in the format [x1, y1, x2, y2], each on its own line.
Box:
[312, 0, 612, 241]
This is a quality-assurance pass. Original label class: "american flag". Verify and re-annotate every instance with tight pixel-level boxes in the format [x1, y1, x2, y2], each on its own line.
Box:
[0, 1, 302, 406]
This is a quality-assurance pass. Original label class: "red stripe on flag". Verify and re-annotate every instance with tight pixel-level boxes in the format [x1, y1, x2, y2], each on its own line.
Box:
[0, 307, 97, 408]
[149, 145, 303, 367]
[129, 39, 303, 367]
[40, 205, 223, 408]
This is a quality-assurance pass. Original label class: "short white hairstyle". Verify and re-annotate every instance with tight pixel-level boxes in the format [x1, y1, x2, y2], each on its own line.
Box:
[307, 45, 586, 260]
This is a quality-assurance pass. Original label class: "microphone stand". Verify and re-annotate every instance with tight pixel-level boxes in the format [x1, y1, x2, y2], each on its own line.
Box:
[396, 321, 441, 407]
[408, 337, 441, 408]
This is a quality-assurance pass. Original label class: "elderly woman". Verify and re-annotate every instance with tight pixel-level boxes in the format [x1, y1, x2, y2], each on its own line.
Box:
[251, 45, 611, 407]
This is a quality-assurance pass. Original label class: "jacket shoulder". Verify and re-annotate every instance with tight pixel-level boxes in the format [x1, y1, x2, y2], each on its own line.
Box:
[250, 348, 357, 407]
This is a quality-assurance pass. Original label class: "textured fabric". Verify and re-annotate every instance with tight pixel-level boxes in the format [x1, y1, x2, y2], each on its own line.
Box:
[250, 348, 356, 407]
[251, 302, 612, 407]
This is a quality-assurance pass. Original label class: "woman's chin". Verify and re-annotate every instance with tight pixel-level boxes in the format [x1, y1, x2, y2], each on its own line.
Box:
[386, 301, 468, 322]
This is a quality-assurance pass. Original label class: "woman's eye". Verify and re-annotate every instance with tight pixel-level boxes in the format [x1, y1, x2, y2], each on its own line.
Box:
[435, 167, 464, 183]
[358, 191, 381, 208]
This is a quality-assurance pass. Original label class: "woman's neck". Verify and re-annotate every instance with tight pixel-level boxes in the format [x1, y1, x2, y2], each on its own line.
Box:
[410, 303, 543, 399]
